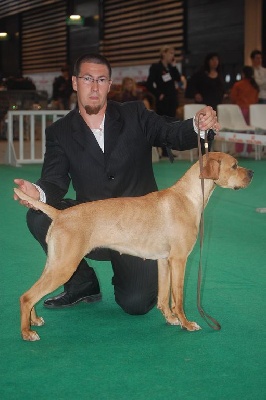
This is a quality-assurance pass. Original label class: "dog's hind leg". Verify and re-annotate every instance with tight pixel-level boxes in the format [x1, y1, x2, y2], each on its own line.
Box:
[169, 255, 201, 331]
[30, 306, 45, 327]
[157, 259, 180, 326]
[20, 255, 83, 341]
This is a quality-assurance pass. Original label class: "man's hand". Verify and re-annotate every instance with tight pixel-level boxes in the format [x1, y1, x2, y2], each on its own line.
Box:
[195, 106, 220, 132]
[14, 179, 40, 209]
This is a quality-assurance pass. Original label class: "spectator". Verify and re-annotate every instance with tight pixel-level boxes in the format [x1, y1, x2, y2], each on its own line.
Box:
[230, 66, 259, 123]
[51, 64, 73, 109]
[250, 49, 266, 104]
[146, 45, 182, 156]
[230, 65, 259, 156]
[6, 74, 36, 91]
[119, 77, 139, 102]
[146, 45, 181, 117]
[185, 52, 225, 111]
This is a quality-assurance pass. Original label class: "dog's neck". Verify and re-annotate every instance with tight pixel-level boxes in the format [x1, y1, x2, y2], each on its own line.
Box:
[173, 162, 215, 208]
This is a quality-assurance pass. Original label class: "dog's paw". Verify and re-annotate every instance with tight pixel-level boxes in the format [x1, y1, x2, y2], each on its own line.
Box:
[22, 330, 40, 341]
[31, 317, 45, 327]
[182, 321, 201, 331]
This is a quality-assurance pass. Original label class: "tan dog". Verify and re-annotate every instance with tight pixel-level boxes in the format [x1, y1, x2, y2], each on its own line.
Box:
[14, 152, 253, 341]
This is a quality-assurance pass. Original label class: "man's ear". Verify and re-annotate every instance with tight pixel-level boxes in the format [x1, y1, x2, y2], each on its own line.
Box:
[199, 158, 220, 180]
[72, 76, 77, 91]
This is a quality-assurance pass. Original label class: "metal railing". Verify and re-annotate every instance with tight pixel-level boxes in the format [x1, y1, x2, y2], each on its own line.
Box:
[5, 109, 69, 166]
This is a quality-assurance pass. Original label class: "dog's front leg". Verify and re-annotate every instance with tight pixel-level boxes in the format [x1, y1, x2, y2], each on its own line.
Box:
[170, 257, 201, 331]
[157, 259, 180, 326]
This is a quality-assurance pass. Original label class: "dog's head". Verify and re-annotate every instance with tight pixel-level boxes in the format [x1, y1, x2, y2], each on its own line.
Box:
[199, 152, 253, 190]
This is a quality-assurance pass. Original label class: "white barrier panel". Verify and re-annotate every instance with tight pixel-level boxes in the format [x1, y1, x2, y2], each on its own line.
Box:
[215, 131, 266, 160]
[4, 113, 266, 166]
[5, 110, 69, 166]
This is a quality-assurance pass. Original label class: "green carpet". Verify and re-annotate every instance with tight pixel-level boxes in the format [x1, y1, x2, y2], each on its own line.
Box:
[0, 158, 265, 400]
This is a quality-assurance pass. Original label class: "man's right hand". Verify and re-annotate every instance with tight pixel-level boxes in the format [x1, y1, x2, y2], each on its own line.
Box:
[14, 179, 40, 208]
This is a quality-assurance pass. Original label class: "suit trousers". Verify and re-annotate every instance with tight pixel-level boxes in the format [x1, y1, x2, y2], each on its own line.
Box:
[26, 201, 158, 315]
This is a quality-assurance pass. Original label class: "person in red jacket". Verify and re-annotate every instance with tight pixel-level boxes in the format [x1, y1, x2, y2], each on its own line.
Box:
[230, 66, 259, 123]
[230, 65, 259, 155]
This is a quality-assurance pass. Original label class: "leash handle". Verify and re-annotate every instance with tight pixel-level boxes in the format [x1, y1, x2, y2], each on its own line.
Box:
[196, 113, 221, 331]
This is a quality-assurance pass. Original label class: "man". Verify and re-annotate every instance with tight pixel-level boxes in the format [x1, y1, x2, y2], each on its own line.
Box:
[250, 49, 266, 104]
[14, 53, 219, 316]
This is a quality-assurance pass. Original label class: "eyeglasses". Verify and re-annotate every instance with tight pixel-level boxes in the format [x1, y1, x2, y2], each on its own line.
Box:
[77, 76, 111, 85]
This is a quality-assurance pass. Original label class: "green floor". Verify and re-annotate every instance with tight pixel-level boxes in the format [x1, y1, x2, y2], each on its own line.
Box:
[0, 158, 265, 400]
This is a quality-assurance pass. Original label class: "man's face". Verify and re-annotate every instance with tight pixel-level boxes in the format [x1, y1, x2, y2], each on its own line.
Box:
[72, 62, 112, 114]
[252, 54, 262, 68]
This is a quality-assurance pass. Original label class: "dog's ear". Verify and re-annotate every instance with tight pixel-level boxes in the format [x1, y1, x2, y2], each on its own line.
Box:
[199, 158, 221, 180]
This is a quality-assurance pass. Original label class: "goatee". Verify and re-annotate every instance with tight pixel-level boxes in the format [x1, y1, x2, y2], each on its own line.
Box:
[85, 105, 101, 115]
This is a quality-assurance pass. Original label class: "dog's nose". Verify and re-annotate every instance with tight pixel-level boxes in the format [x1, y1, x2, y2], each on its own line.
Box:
[248, 170, 254, 178]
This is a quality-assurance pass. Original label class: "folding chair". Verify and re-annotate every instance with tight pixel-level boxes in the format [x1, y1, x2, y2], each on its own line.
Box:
[249, 104, 266, 159]
[217, 104, 255, 156]
[249, 104, 266, 132]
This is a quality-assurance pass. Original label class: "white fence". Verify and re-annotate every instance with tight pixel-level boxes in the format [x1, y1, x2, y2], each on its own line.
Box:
[215, 131, 266, 160]
[5, 110, 69, 166]
[3, 110, 266, 166]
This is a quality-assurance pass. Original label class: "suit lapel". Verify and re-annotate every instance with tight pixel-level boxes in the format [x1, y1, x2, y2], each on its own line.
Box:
[104, 102, 123, 166]
[71, 110, 104, 164]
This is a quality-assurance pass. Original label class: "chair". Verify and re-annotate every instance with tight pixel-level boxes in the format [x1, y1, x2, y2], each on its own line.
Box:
[249, 104, 266, 132]
[217, 104, 255, 157]
[183, 103, 207, 120]
[183, 103, 206, 162]
[217, 104, 254, 132]
[249, 104, 266, 160]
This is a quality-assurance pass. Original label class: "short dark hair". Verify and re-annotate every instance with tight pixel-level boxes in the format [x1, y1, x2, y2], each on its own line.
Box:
[73, 53, 112, 77]
[250, 49, 262, 59]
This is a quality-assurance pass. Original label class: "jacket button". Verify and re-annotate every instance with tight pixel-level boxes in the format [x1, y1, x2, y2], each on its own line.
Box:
[108, 175, 115, 180]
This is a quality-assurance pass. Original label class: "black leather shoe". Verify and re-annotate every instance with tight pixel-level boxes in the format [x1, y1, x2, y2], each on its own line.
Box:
[43, 291, 102, 309]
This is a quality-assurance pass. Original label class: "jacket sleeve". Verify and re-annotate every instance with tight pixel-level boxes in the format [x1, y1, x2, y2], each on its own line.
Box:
[36, 124, 71, 205]
[137, 102, 198, 150]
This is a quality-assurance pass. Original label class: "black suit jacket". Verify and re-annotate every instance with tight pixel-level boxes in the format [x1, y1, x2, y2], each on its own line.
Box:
[37, 100, 198, 205]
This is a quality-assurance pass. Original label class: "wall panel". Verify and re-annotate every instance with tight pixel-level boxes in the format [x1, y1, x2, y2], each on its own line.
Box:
[0, 0, 59, 17]
[99, 0, 185, 66]
[21, 2, 68, 73]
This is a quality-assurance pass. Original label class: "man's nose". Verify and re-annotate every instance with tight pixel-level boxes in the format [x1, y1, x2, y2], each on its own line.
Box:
[91, 80, 99, 90]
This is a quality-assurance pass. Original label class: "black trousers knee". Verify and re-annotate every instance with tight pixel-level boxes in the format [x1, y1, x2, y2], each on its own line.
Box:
[26, 203, 158, 315]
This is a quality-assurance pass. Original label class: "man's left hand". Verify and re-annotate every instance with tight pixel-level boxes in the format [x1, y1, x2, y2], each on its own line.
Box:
[195, 106, 220, 132]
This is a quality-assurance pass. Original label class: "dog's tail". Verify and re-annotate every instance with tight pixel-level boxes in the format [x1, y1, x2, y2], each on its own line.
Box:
[14, 188, 59, 220]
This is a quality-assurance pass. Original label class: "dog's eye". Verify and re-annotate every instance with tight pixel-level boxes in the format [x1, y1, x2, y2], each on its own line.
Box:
[232, 164, 237, 170]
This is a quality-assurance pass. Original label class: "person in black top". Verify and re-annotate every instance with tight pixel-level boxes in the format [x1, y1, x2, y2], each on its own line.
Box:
[185, 52, 225, 111]
[146, 45, 182, 117]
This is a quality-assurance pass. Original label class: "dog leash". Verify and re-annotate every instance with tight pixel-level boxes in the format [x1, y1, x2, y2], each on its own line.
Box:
[196, 114, 221, 331]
